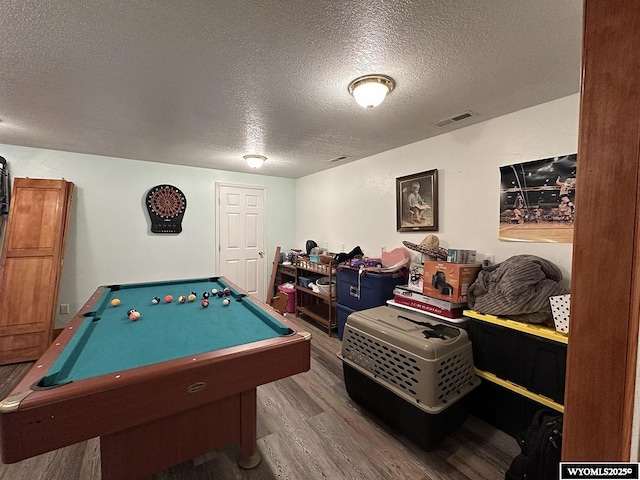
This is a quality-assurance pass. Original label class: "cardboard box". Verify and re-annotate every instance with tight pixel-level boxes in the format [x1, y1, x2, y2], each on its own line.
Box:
[446, 249, 477, 264]
[393, 296, 465, 318]
[392, 287, 465, 318]
[393, 287, 466, 309]
[422, 261, 482, 303]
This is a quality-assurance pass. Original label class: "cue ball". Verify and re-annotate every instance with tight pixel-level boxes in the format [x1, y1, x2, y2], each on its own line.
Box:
[129, 310, 141, 321]
[201, 299, 209, 308]
[152, 296, 161, 304]
[164, 295, 173, 303]
[178, 295, 186, 304]
[110, 298, 121, 307]
[187, 294, 196, 302]
[222, 298, 230, 306]
[211, 288, 218, 295]
[202, 291, 210, 299]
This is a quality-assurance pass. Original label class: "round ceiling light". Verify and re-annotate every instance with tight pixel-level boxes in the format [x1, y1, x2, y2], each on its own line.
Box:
[243, 154, 267, 168]
[348, 74, 396, 109]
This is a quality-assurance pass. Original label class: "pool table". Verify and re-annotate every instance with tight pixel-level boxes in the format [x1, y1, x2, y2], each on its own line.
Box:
[0, 277, 311, 479]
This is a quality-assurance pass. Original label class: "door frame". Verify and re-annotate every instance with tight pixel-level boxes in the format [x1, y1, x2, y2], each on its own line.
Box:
[562, 0, 640, 461]
[214, 182, 268, 301]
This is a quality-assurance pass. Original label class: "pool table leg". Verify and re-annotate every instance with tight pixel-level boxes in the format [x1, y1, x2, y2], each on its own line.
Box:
[238, 388, 261, 469]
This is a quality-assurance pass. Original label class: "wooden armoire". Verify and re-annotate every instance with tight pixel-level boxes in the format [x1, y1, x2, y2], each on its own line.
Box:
[0, 178, 74, 365]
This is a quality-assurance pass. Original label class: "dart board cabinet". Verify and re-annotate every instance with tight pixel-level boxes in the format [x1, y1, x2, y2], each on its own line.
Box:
[145, 184, 187, 234]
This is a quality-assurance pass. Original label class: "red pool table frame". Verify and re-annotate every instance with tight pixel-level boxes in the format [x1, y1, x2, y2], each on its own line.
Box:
[0, 279, 311, 480]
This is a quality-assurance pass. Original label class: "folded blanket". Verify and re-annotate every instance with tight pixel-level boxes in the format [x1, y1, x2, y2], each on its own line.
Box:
[467, 255, 569, 324]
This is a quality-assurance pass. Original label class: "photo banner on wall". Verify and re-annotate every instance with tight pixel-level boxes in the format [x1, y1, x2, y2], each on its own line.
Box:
[499, 154, 577, 243]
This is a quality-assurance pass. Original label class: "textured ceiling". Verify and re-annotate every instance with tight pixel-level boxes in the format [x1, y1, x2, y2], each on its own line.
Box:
[0, 1, 583, 179]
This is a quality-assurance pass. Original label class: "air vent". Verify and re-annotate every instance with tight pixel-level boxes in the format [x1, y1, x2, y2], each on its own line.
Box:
[327, 155, 349, 163]
[433, 111, 474, 128]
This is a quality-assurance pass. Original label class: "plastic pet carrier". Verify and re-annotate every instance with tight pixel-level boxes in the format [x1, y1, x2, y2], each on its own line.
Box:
[340, 305, 479, 449]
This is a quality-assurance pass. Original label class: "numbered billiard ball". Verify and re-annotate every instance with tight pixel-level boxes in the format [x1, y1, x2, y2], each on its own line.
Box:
[111, 298, 121, 307]
[187, 293, 196, 302]
[127, 308, 136, 316]
[152, 296, 161, 305]
[222, 298, 230, 306]
[164, 295, 173, 303]
[223, 288, 231, 296]
[201, 299, 209, 308]
[211, 288, 218, 295]
[202, 291, 210, 299]
[129, 310, 141, 321]
[178, 295, 186, 304]
[217, 291, 224, 298]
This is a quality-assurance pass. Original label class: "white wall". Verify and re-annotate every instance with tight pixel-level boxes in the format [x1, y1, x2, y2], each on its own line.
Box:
[0, 94, 578, 327]
[0, 144, 296, 326]
[295, 94, 579, 285]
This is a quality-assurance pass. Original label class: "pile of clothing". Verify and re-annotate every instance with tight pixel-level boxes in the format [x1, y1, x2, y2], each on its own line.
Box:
[467, 255, 569, 325]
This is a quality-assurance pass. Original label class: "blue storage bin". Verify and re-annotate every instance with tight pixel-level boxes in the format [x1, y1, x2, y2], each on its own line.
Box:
[336, 268, 406, 311]
[298, 274, 321, 289]
[336, 303, 356, 340]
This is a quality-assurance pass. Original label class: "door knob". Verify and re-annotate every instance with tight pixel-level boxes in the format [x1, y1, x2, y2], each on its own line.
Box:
[258, 251, 264, 257]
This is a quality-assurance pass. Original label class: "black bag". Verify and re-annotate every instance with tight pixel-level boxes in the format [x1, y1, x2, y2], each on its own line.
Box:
[505, 409, 563, 480]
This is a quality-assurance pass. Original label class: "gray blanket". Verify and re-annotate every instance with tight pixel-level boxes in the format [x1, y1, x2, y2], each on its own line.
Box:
[467, 255, 569, 324]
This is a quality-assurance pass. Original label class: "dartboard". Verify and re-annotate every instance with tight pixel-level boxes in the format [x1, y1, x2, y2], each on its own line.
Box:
[145, 184, 187, 234]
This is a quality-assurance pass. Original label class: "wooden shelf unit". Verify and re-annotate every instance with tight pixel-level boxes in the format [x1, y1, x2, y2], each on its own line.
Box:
[274, 263, 295, 296]
[294, 257, 336, 336]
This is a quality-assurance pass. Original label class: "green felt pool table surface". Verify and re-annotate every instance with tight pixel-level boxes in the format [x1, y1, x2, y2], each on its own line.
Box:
[41, 277, 294, 387]
[0, 276, 311, 479]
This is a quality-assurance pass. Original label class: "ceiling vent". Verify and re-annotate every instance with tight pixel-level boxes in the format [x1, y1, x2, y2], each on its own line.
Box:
[433, 111, 474, 128]
[327, 155, 349, 163]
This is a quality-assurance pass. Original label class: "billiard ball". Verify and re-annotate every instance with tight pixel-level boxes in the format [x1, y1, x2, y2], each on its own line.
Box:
[178, 295, 186, 304]
[211, 288, 218, 295]
[127, 308, 136, 316]
[201, 299, 209, 308]
[152, 296, 161, 305]
[187, 294, 196, 302]
[165, 295, 173, 303]
[223, 288, 231, 296]
[110, 298, 121, 307]
[129, 310, 141, 321]
[217, 291, 224, 298]
[222, 298, 230, 306]
[190, 291, 197, 297]
[202, 291, 210, 299]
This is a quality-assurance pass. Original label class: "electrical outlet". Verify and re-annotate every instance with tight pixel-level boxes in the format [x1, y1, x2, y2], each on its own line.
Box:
[59, 304, 70, 315]
[485, 254, 495, 264]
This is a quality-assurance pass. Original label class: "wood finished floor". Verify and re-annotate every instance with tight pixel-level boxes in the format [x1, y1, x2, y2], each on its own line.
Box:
[0, 317, 519, 480]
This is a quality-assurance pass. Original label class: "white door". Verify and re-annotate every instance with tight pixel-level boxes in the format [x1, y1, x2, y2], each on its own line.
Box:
[216, 183, 267, 301]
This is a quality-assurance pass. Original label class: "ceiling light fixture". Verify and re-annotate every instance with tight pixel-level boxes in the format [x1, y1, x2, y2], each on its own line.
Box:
[348, 74, 396, 108]
[243, 154, 267, 168]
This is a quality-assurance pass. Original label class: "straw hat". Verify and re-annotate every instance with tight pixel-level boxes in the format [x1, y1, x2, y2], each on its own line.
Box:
[402, 234, 447, 260]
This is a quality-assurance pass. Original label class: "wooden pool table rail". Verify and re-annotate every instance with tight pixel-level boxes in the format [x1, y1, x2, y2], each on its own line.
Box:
[0, 278, 311, 479]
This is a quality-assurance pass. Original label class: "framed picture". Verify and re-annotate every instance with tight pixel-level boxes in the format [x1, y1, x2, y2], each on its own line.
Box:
[396, 169, 438, 232]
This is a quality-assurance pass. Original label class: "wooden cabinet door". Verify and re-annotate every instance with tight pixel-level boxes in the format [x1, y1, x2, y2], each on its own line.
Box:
[0, 178, 74, 364]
